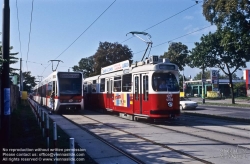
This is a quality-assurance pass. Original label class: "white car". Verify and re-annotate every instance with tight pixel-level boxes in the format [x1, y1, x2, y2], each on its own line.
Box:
[180, 97, 198, 110]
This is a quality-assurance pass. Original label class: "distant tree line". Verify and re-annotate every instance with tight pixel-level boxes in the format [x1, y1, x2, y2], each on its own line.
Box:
[72, 41, 133, 77]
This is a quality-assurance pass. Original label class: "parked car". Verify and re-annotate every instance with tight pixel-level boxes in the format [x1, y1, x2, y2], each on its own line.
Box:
[180, 97, 198, 110]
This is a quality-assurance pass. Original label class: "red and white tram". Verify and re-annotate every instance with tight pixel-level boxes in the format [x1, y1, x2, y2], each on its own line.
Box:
[33, 71, 84, 113]
[83, 56, 180, 120]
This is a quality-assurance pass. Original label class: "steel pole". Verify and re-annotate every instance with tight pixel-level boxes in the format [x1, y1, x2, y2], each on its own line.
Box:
[183, 70, 185, 97]
[1, 0, 10, 148]
[202, 65, 205, 104]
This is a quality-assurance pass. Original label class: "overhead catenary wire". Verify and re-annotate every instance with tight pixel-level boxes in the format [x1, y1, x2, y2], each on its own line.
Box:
[121, 1, 201, 44]
[26, 0, 34, 72]
[54, 0, 116, 60]
[133, 25, 214, 55]
[15, 0, 23, 59]
[40, 0, 117, 76]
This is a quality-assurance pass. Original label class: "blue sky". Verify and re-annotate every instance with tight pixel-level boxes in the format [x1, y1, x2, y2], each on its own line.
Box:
[1, 0, 249, 80]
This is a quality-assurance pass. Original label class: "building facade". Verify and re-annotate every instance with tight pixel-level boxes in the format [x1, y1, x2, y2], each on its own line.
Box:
[184, 79, 245, 97]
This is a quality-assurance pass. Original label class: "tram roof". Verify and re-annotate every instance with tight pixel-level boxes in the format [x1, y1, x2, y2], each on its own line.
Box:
[35, 71, 83, 87]
[84, 56, 178, 82]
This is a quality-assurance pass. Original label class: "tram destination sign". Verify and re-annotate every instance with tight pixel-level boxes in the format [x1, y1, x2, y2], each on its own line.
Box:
[101, 60, 130, 74]
[158, 64, 176, 70]
[59, 73, 80, 78]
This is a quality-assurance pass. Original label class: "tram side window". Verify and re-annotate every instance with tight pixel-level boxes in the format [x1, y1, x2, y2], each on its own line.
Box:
[92, 80, 97, 92]
[52, 81, 55, 95]
[113, 76, 121, 92]
[39, 86, 43, 96]
[83, 85, 87, 93]
[42, 85, 46, 97]
[88, 84, 92, 93]
[55, 81, 57, 96]
[107, 80, 109, 93]
[47, 82, 53, 96]
[83, 82, 87, 92]
[135, 76, 139, 100]
[100, 78, 105, 92]
[122, 74, 132, 92]
[143, 75, 149, 101]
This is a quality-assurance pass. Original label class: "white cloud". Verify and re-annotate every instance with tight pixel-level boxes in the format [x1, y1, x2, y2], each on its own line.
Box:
[184, 16, 194, 20]
[183, 25, 193, 31]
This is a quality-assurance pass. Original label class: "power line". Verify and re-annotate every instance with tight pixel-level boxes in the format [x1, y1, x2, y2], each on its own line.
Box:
[26, 0, 34, 72]
[121, 1, 201, 44]
[15, 0, 23, 59]
[25, 60, 49, 67]
[133, 25, 213, 55]
[54, 0, 117, 60]
[40, 0, 117, 76]
[144, 2, 201, 31]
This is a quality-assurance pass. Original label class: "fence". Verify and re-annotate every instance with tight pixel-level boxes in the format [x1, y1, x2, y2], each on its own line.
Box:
[0, 82, 20, 115]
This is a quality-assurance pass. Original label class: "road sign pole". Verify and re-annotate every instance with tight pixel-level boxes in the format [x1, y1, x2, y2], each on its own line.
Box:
[201, 70, 205, 104]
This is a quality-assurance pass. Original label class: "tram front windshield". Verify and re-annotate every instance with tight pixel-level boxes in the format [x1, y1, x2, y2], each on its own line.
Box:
[152, 72, 179, 91]
[58, 73, 82, 96]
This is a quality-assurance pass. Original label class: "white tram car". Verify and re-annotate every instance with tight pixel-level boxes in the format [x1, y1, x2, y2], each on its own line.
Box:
[33, 71, 84, 113]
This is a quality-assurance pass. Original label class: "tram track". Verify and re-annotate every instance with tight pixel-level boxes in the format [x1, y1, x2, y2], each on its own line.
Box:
[176, 115, 250, 138]
[95, 109, 250, 147]
[150, 121, 250, 151]
[132, 114, 250, 151]
[58, 108, 250, 163]
[180, 114, 250, 131]
[61, 114, 146, 164]
[62, 113, 214, 164]
[100, 110, 250, 149]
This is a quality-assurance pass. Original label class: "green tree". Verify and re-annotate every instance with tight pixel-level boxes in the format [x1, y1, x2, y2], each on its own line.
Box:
[93, 42, 133, 75]
[202, 0, 250, 102]
[22, 71, 36, 92]
[203, 0, 250, 30]
[233, 82, 246, 97]
[202, 0, 250, 76]
[0, 46, 19, 75]
[72, 56, 95, 78]
[189, 30, 249, 104]
[160, 42, 189, 71]
[219, 73, 238, 79]
[193, 70, 211, 81]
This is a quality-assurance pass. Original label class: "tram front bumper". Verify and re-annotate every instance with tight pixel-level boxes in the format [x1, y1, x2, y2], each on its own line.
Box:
[150, 109, 180, 115]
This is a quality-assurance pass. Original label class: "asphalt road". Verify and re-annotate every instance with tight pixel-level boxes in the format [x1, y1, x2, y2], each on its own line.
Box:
[182, 101, 250, 120]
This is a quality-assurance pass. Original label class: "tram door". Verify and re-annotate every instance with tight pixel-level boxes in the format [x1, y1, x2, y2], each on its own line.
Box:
[133, 74, 149, 114]
[106, 78, 114, 110]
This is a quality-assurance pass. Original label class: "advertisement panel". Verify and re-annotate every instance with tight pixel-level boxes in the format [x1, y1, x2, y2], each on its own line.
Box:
[211, 70, 219, 91]
[245, 70, 250, 97]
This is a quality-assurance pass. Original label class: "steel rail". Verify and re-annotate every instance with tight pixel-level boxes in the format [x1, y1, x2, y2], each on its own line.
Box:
[64, 114, 212, 164]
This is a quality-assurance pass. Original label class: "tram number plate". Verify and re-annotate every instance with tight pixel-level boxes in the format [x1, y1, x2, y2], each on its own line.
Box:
[166, 94, 173, 101]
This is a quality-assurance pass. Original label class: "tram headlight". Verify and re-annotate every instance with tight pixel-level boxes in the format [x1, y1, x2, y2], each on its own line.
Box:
[168, 102, 173, 107]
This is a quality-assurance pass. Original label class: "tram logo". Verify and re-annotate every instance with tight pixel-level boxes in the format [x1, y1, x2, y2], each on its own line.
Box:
[166, 94, 173, 101]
